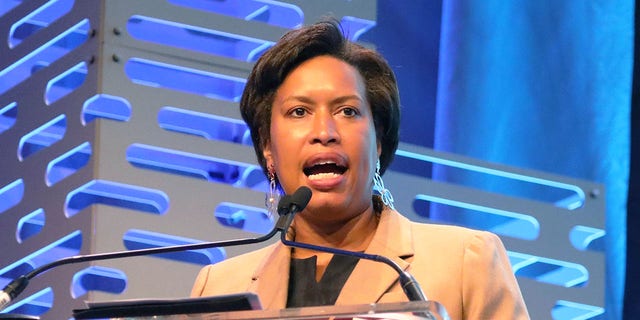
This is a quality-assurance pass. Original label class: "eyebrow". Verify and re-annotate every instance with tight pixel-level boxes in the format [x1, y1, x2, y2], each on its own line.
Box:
[283, 94, 364, 105]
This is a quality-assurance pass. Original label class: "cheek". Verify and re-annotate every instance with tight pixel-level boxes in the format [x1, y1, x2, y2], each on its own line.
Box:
[268, 128, 301, 173]
[354, 130, 379, 173]
[366, 129, 379, 159]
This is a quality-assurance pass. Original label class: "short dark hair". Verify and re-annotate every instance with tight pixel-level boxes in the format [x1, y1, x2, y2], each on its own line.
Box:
[240, 20, 400, 176]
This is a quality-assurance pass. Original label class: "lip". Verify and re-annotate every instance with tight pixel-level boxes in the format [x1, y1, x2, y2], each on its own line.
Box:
[303, 152, 348, 168]
[303, 152, 348, 190]
[305, 172, 346, 190]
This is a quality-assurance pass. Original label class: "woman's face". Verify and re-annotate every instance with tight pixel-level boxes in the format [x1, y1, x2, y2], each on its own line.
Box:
[263, 55, 380, 222]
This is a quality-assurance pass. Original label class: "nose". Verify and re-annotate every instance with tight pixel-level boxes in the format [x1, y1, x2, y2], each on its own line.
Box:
[311, 110, 339, 145]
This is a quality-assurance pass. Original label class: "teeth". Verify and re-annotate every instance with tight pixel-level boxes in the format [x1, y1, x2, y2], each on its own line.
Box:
[314, 161, 336, 166]
[308, 172, 341, 180]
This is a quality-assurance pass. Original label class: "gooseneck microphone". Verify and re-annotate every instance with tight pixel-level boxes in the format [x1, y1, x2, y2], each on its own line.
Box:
[275, 186, 312, 232]
[277, 191, 428, 302]
[0, 186, 313, 312]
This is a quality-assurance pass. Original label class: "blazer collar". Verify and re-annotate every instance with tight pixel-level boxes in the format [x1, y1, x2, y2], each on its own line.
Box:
[248, 241, 291, 309]
[248, 208, 415, 309]
[335, 208, 416, 305]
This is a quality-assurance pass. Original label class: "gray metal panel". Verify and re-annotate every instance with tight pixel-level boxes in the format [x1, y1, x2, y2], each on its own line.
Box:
[0, 0, 102, 318]
[386, 143, 605, 319]
[0, 1, 605, 319]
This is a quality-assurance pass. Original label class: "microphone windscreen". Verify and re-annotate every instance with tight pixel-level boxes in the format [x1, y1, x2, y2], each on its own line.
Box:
[290, 186, 312, 211]
[277, 195, 293, 216]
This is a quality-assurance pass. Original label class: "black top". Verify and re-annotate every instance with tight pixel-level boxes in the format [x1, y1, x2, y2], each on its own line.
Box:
[286, 254, 360, 308]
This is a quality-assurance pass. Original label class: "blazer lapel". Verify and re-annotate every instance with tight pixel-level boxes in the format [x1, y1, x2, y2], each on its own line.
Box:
[247, 241, 291, 310]
[247, 209, 415, 308]
[335, 209, 415, 305]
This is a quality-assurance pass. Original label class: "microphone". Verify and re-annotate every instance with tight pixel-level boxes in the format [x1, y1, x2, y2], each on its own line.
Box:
[277, 191, 428, 302]
[276, 186, 312, 232]
[0, 187, 312, 312]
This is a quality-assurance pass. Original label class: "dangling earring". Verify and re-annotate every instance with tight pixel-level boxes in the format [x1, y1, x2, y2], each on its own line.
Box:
[265, 165, 281, 217]
[374, 159, 395, 210]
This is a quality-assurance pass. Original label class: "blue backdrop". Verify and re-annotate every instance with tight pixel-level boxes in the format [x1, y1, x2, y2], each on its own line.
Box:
[367, 1, 633, 319]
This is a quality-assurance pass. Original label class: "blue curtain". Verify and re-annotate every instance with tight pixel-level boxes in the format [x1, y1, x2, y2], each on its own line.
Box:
[433, 1, 633, 319]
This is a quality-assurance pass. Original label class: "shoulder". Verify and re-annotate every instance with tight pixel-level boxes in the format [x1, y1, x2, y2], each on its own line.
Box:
[386, 208, 500, 247]
[191, 243, 277, 297]
[201, 244, 276, 277]
[399, 212, 512, 276]
[217, 244, 276, 270]
[412, 220, 500, 245]
[385, 210, 528, 319]
[384, 209, 507, 262]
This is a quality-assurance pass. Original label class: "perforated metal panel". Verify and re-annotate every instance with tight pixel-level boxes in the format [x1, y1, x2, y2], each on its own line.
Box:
[0, 1, 604, 319]
[387, 144, 605, 319]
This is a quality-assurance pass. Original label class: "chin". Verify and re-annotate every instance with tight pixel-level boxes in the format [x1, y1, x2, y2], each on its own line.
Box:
[306, 196, 346, 212]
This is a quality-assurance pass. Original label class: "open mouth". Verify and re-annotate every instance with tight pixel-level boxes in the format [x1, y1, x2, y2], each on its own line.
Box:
[303, 161, 347, 180]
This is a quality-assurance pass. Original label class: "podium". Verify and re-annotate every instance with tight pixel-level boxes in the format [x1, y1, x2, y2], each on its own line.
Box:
[151, 301, 449, 319]
[71, 294, 450, 320]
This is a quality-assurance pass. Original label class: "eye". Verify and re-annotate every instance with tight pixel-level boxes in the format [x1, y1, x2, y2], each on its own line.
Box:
[288, 107, 307, 117]
[340, 107, 360, 117]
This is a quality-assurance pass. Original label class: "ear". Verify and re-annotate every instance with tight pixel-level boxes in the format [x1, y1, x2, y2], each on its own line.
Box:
[263, 142, 273, 170]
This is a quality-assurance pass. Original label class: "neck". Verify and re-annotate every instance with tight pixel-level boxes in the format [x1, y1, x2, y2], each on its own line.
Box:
[291, 207, 379, 255]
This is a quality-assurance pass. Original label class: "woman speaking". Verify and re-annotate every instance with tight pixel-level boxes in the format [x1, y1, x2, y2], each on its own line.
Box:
[191, 20, 529, 320]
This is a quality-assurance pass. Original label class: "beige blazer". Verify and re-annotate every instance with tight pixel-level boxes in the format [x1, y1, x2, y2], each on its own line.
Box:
[191, 208, 530, 320]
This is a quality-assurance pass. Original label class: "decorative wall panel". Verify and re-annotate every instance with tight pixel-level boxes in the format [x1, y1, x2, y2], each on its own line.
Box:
[0, 1, 604, 319]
